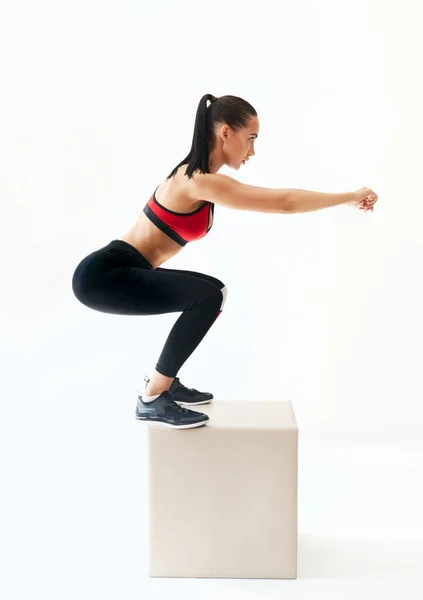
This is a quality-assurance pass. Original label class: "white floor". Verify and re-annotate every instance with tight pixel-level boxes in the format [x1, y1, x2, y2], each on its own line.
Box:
[3, 394, 423, 600]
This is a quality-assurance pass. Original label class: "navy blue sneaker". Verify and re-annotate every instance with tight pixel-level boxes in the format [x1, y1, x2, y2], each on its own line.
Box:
[144, 375, 214, 406]
[135, 390, 209, 429]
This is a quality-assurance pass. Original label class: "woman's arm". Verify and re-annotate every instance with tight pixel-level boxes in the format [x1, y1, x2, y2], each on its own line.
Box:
[191, 173, 352, 214]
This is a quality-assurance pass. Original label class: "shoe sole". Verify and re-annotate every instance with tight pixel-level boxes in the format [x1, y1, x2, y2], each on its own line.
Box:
[174, 399, 213, 406]
[135, 415, 209, 429]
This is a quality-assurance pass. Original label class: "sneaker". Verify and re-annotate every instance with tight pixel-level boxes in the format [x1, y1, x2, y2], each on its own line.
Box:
[135, 390, 209, 429]
[144, 375, 214, 406]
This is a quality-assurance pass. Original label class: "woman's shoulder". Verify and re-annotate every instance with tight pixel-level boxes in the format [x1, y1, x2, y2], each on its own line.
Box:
[154, 166, 208, 213]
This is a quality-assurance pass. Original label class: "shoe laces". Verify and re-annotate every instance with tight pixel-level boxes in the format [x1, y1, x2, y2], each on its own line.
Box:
[164, 392, 191, 413]
[173, 377, 197, 393]
[138, 390, 190, 414]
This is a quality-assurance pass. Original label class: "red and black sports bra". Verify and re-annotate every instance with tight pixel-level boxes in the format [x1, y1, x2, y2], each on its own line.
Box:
[143, 186, 215, 247]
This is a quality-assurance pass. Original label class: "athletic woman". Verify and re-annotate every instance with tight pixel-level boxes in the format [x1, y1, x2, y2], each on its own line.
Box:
[72, 94, 378, 429]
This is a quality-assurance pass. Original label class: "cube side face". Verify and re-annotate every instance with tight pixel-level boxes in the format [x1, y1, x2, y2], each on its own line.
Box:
[147, 425, 298, 578]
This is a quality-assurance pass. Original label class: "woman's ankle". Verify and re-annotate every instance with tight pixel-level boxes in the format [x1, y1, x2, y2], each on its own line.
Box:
[145, 386, 169, 396]
[145, 372, 174, 396]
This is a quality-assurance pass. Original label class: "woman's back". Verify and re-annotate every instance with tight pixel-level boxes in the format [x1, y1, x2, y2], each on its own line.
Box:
[119, 164, 212, 268]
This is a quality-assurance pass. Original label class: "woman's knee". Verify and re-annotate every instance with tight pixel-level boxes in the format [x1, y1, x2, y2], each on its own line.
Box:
[205, 274, 227, 311]
[209, 277, 228, 312]
[210, 282, 228, 313]
[220, 285, 228, 311]
[196, 281, 227, 313]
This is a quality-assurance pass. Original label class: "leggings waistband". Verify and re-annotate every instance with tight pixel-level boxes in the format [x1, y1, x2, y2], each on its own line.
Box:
[101, 239, 154, 269]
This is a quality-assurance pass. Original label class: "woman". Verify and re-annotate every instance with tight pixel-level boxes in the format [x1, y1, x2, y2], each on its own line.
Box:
[72, 94, 378, 430]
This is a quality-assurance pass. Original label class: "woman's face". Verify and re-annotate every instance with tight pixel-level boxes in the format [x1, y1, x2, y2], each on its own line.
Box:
[218, 115, 260, 170]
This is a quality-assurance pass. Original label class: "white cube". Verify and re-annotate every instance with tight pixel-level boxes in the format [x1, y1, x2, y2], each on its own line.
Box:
[147, 400, 298, 579]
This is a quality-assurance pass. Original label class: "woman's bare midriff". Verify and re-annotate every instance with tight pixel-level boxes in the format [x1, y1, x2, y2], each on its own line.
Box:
[118, 165, 210, 269]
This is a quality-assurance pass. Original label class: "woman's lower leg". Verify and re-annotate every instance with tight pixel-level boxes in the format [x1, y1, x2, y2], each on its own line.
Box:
[145, 284, 227, 397]
[152, 293, 223, 384]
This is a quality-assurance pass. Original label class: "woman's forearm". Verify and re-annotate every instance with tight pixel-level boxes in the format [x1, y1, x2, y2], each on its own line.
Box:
[286, 189, 353, 213]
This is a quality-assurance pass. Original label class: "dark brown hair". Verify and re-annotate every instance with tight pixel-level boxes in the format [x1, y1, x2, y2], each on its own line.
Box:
[166, 94, 257, 180]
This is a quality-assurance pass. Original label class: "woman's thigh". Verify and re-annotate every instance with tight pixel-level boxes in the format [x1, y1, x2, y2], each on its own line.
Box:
[74, 261, 223, 316]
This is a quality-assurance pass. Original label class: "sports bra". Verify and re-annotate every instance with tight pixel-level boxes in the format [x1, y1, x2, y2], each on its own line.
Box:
[143, 186, 215, 246]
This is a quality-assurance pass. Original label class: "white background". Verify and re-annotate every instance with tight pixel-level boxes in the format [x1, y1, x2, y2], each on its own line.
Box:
[1, 0, 422, 597]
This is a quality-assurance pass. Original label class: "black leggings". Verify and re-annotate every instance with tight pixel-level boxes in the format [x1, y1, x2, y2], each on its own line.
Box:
[71, 239, 227, 378]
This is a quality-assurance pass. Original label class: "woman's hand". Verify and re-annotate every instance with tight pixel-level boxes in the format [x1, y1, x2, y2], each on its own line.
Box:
[349, 187, 379, 212]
